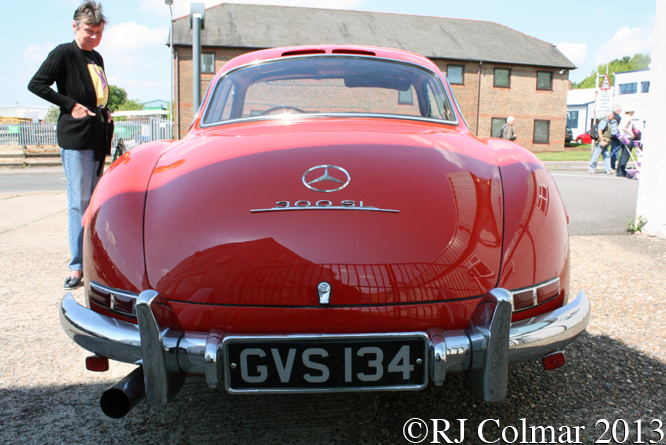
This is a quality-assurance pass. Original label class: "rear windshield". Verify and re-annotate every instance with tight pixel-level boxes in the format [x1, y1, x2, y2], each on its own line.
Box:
[202, 56, 456, 125]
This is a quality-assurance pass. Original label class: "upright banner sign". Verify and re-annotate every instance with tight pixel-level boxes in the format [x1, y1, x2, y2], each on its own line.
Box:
[596, 74, 613, 118]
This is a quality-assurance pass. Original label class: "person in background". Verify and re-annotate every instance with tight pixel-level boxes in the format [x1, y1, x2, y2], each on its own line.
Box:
[587, 111, 613, 175]
[615, 107, 636, 178]
[500, 116, 517, 141]
[27, 1, 113, 289]
[609, 104, 622, 170]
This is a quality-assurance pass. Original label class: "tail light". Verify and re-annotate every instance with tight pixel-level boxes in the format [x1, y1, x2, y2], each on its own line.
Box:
[88, 281, 138, 318]
[510, 277, 560, 312]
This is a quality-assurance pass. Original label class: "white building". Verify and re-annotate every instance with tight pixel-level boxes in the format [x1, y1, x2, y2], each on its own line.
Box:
[567, 69, 651, 141]
[566, 88, 597, 139]
[614, 69, 650, 132]
[0, 105, 48, 121]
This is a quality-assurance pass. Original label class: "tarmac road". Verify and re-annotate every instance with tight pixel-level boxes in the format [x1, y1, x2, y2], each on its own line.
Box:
[1, 168, 664, 444]
[0, 165, 641, 236]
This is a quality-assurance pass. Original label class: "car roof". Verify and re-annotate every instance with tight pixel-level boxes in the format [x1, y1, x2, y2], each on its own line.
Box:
[217, 45, 442, 76]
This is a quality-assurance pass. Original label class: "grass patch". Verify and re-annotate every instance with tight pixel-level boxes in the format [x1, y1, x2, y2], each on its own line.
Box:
[535, 147, 592, 161]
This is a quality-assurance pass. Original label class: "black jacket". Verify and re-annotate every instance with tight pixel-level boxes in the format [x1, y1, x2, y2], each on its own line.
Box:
[28, 41, 111, 159]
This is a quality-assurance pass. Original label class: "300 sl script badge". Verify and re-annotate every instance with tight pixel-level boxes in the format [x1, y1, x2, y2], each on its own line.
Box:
[250, 200, 399, 213]
[303, 165, 350, 193]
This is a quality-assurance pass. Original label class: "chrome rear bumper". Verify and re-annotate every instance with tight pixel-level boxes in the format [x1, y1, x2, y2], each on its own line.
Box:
[60, 289, 590, 404]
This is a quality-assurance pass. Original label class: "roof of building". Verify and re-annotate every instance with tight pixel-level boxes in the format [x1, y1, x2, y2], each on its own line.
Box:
[171, 3, 576, 70]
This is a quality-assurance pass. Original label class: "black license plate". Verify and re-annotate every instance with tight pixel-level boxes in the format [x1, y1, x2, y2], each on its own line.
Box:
[224, 334, 428, 392]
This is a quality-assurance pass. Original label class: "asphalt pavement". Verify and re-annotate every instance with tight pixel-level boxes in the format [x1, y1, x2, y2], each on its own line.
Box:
[0, 161, 641, 236]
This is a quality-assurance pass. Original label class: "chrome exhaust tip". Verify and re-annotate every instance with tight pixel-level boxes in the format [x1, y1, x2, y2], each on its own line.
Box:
[100, 366, 146, 418]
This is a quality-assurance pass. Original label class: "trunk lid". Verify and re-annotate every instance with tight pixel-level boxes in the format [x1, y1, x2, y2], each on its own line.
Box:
[144, 118, 503, 306]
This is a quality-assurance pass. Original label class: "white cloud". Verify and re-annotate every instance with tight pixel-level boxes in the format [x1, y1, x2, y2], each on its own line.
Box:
[20, 42, 57, 66]
[556, 42, 588, 67]
[594, 25, 653, 65]
[99, 22, 169, 54]
[93, 22, 171, 100]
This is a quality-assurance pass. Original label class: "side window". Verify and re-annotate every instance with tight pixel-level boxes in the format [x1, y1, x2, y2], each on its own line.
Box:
[537, 71, 553, 90]
[619, 83, 638, 95]
[533, 120, 550, 144]
[202, 53, 215, 74]
[494, 68, 511, 88]
[221, 84, 236, 120]
[203, 81, 236, 123]
[566, 110, 579, 128]
[491, 118, 506, 137]
[426, 83, 446, 120]
[447, 65, 464, 85]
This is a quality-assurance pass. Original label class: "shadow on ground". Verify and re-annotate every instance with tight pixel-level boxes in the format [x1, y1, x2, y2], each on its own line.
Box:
[2, 333, 665, 445]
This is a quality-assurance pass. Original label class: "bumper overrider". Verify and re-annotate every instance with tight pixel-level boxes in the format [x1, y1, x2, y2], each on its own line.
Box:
[60, 288, 590, 418]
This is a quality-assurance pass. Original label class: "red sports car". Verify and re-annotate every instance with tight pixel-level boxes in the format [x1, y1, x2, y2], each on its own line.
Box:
[574, 131, 593, 144]
[60, 45, 590, 418]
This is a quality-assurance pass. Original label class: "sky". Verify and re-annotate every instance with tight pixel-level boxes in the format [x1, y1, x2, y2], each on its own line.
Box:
[1, 0, 657, 109]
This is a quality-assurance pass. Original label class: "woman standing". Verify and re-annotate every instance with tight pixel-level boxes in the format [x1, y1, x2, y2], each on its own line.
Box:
[28, 1, 113, 289]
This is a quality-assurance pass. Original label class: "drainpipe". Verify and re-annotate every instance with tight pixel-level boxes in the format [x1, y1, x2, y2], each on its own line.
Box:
[476, 61, 483, 136]
[191, 3, 206, 112]
[175, 49, 180, 139]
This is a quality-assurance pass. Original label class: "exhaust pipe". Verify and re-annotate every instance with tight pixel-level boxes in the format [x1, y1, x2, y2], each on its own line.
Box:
[100, 366, 146, 418]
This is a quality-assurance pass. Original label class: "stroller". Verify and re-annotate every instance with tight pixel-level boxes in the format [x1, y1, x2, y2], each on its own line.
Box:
[617, 128, 643, 180]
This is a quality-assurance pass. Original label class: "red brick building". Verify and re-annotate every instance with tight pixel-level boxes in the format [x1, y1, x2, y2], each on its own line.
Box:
[170, 4, 575, 151]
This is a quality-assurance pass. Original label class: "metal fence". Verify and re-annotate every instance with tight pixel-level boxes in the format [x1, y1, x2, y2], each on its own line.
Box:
[0, 118, 174, 154]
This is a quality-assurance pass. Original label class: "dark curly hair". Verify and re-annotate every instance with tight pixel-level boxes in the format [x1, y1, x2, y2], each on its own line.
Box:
[73, 1, 107, 29]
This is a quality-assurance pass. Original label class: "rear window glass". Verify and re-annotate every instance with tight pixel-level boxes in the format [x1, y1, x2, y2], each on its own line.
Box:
[203, 56, 456, 124]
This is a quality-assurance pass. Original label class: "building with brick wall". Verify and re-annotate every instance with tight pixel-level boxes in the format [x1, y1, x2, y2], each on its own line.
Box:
[170, 3, 575, 151]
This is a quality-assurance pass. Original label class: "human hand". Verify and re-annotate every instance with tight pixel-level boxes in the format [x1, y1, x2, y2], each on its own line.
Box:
[71, 103, 95, 119]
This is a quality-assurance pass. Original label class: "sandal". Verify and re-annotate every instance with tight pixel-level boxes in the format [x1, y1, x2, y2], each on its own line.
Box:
[64, 275, 83, 290]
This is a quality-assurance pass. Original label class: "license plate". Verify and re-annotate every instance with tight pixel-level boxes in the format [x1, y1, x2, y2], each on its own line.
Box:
[224, 334, 428, 392]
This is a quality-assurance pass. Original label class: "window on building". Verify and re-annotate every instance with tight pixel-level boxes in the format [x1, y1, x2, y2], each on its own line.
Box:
[202, 53, 215, 74]
[398, 89, 414, 105]
[447, 65, 464, 85]
[491, 117, 507, 137]
[494, 68, 511, 88]
[566, 111, 579, 128]
[619, 83, 637, 95]
[533, 120, 550, 144]
[537, 71, 553, 90]
[641, 81, 650, 93]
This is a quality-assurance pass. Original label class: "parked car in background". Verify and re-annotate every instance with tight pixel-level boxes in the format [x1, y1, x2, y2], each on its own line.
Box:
[60, 45, 590, 418]
[575, 131, 593, 144]
[565, 126, 572, 143]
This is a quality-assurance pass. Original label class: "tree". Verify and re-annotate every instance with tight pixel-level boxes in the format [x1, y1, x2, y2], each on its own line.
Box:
[116, 98, 144, 111]
[107, 85, 128, 112]
[572, 53, 651, 89]
[45, 105, 60, 122]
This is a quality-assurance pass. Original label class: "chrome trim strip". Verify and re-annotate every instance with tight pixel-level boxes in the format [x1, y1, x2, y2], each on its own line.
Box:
[250, 205, 399, 213]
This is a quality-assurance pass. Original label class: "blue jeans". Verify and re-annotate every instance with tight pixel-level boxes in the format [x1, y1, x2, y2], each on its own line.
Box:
[609, 138, 623, 169]
[588, 142, 611, 172]
[61, 148, 101, 271]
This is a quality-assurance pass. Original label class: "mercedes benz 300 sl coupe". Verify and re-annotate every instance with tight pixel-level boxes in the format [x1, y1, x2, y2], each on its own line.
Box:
[60, 45, 590, 418]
